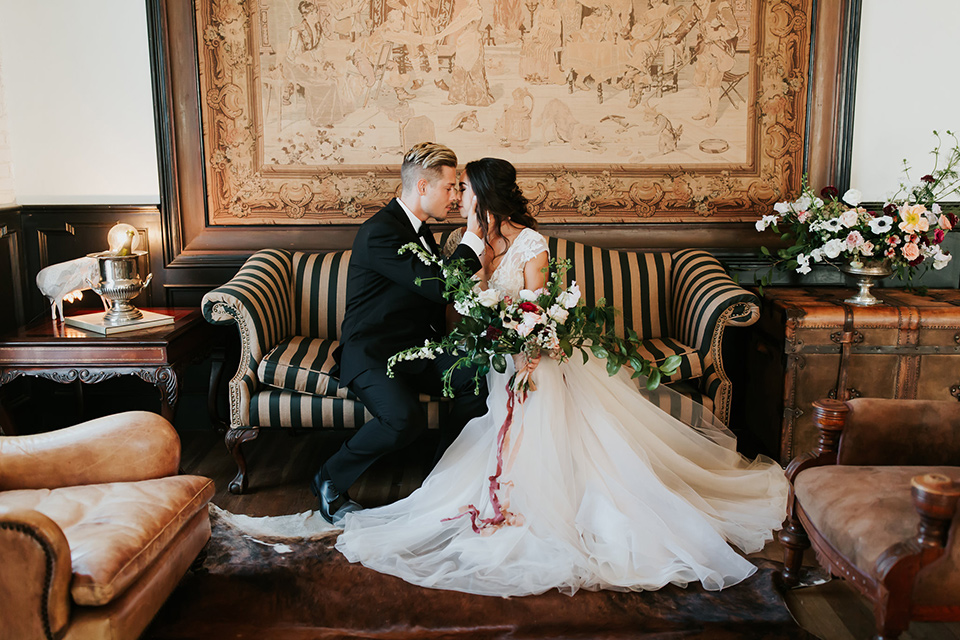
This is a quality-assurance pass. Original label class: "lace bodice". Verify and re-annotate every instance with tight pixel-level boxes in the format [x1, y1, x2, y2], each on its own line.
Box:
[486, 228, 550, 298]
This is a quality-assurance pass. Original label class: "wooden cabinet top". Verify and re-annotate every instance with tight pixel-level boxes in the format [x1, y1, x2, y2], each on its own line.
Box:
[756, 288, 960, 328]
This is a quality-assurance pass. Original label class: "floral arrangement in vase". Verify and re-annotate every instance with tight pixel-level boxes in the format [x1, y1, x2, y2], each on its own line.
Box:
[755, 131, 960, 286]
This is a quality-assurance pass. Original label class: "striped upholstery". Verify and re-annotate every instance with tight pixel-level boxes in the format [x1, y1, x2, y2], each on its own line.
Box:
[636, 337, 702, 382]
[292, 251, 351, 339]
[258, 336, 355, 399]
[203, 240, 758, 439]
[548, 237, 672, 341]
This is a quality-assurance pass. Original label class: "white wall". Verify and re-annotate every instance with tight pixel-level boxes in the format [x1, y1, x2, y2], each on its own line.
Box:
[0, 47, 15, 205]
[0, 0, 159, 204]
[850, 0, 960, 202]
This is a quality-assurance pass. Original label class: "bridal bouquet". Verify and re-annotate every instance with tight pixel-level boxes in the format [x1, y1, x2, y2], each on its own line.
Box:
[755, 131, 959, 282]
[387, 243, 680, 400]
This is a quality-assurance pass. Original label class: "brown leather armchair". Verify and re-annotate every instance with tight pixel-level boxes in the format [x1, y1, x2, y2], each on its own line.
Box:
[0, 412, 215, 640]
[780, 397, 960, 640]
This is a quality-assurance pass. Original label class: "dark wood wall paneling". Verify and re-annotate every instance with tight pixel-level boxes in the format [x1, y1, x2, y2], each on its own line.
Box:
[0, 206, 26, 334]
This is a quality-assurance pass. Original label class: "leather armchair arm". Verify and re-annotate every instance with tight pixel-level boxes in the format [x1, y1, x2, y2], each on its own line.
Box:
[0, 411, 180, 490]
[0, 509, 73, 640]
[838, 398, 960, 466]
[669, 249, 760, 425]
[202, 249, 294, 428]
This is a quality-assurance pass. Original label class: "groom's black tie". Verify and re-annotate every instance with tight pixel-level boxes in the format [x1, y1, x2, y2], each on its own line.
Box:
[418, 223, 436, 255]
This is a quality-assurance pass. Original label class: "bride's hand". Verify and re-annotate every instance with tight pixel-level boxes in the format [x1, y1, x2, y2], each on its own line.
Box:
[466, 194, 482, 238]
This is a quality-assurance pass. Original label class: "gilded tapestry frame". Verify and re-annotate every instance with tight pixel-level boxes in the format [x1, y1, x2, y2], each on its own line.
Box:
[148, 0, 854, 260]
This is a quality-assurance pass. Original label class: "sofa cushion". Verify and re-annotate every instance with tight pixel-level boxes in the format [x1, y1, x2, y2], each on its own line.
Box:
[635, 337, 702, 383]
[259, 336, 355, 399]
[0, 475, 215, 606]
[795, 465, 960, 582]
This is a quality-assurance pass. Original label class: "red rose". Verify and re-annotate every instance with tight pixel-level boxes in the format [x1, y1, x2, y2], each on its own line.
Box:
[820, 185, 839, 199]
[948, 213, 959, 227]
[935, 229, 945, 244]
[921, 174, 935, 183]
[883, 203, 899, 216]
[518, 301, 539, 312]
[484, 325, 502, 340]
[909, 255, 925, 266]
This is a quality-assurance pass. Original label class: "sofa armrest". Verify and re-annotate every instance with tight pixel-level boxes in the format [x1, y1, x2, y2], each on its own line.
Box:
[202, 249, 294, 427]
[838, 398, 960, 466]
[669, 249, 760, 356]
[669, 250, 759, 424]
[0, 411, 180, 490]
[0, 509, 73, 639]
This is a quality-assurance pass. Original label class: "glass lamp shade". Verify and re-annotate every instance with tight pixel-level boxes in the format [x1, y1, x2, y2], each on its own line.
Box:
[107, 223, 141, 255]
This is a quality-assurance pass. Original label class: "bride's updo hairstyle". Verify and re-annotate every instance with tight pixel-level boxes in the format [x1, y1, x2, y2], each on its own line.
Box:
[465, 158, 537, 256]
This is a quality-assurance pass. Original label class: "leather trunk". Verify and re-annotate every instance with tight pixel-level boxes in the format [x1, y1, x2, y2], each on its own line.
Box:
[741, 287, 960, 463]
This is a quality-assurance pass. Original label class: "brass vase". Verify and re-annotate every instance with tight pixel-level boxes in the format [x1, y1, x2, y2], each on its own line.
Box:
[839, 258, 894, 306]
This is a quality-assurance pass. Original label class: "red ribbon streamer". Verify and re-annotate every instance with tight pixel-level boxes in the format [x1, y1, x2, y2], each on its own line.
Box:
[442, 381, 517, 533]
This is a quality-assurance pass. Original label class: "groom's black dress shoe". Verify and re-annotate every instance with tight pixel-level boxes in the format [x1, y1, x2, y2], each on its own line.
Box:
[310, 472, 362, 526]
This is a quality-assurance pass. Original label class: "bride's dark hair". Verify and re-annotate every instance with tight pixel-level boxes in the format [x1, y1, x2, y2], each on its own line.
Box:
[465, 158, 537, 256]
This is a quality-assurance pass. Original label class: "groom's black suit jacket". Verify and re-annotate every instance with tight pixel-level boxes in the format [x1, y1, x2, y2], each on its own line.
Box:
[334, 198, 482, 388]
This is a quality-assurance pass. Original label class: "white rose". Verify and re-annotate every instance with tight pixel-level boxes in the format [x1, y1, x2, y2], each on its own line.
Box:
[546, 304, 569, 323]
[519, 289, 537, 301]
[839, 209, 860, 228]
[558, 282, 581, 308]
[822, 238, 845, 259]
[842, 189, 862, 206]
[516, 312, 542, 337]
[477, 288, 500, 308]
[810, 248, 824, 262]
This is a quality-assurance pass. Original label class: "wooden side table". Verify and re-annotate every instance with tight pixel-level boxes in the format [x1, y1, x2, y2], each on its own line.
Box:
[0, 308, 214, 431]
[739, 288, 960, 463]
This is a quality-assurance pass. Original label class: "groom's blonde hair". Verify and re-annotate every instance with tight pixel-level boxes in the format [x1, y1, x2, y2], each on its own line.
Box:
[400, 142, 457, 191]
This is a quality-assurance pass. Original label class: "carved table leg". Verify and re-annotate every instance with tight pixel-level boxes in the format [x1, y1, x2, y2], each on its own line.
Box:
[135, 366, 179, 422]
[225, 427, 259, 494]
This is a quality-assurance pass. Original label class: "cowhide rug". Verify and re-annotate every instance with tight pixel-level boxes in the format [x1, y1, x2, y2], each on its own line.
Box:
[146, 506, 815, 639]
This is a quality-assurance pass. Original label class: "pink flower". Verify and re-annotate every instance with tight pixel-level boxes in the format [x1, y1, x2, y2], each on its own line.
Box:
[885, 248, 897, 259]
[797, 210, 811, 223]
[845, 230, 864, 248]
[887, 235, 902, 247]
[935, 229, 945, 244]
[902, 242, 921, 261]
[940, 214, 954, 231]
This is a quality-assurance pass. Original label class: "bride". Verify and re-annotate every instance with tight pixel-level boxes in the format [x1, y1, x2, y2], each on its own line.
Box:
[336, 158, 788, 597]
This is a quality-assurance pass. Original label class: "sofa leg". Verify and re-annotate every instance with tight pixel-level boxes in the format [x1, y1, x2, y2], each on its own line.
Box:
[224, 427, 259, 494]
[779, 506, 809, 587]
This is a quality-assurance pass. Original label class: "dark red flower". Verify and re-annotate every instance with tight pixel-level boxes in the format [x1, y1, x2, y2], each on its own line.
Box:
[820, 185, 839, 199]
[518, 301, 539, 312]
[921, 174, 935, 183]
[883, 203, 899, 216]
[948, 213, 959, 227]
[935, 229, 945, 244]
[484, 325, 502, 340]
[909, 255, 925, 266]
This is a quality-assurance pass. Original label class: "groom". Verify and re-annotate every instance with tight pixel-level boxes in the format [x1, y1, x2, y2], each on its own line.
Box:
[314, 142, 489, 525]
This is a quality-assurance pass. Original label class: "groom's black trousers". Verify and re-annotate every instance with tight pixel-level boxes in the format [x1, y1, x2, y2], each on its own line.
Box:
[323, 352, 489, 494]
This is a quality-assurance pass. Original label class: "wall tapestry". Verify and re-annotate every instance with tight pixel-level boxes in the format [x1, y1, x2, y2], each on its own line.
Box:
[196, 0, 812, 224]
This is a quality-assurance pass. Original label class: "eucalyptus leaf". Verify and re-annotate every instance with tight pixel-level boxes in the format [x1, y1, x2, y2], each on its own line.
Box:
[492, 353, 506, 373]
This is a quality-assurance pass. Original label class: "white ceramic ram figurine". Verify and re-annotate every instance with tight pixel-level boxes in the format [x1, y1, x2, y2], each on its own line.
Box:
[36, 257, 107, 322]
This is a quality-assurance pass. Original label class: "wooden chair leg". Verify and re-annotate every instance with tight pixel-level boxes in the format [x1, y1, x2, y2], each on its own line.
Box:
[779, 500, 809, 587]
[224, 427, 259, 495]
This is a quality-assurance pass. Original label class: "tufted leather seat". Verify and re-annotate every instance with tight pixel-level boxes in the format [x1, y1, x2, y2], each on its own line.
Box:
[0, 411, 215, 640]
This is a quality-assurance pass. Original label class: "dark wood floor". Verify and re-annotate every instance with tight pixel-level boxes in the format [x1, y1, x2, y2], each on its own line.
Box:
[176, 428, 960, 640]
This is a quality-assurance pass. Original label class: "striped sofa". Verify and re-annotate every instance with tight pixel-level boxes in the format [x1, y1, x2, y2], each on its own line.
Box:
[202, 236, 760, 494]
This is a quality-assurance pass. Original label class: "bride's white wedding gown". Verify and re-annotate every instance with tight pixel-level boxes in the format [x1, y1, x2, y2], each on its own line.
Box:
[336, 228, 788, 597]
